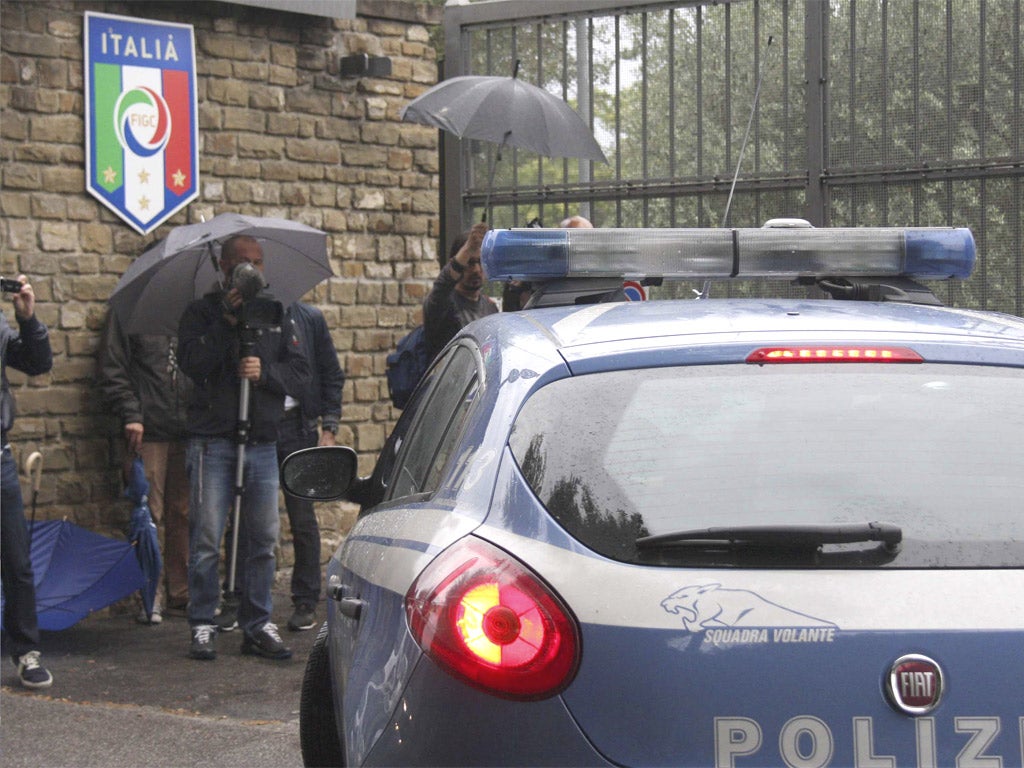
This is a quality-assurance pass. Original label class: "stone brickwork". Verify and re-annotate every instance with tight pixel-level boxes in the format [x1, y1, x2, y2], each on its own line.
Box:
[1, 1, 442, 574]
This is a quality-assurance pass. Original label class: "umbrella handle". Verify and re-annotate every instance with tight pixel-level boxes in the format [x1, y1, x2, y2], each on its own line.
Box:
[483, 130, 512, 222]
[26, 451, 43, 493]
[25, 450, 42, 534]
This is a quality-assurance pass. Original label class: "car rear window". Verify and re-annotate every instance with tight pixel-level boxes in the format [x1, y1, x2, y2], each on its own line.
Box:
[509, 364, 1024, 568]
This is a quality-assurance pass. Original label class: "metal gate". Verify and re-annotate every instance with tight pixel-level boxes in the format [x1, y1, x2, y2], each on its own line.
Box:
[440, 0, 1023, 313]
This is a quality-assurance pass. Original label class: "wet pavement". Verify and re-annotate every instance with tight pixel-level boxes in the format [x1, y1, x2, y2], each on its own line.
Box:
[1, 591, 319, 767]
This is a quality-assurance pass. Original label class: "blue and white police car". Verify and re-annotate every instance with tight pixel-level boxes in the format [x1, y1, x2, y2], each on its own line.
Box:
[286, 223, 1024, 767]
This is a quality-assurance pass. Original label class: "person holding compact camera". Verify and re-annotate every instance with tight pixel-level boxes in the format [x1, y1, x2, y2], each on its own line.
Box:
[1, 275, 54, 689]
[177, 235, 309, 662]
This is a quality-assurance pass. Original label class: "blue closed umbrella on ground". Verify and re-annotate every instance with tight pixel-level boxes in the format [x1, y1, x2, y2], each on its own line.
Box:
[125, 457, 163, 622]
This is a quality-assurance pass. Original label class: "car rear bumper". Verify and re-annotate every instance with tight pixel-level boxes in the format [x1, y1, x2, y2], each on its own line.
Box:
[362, 655, 612, 767]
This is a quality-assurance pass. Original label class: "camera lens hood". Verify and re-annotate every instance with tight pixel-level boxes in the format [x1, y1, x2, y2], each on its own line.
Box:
[231, 262, 266, 301]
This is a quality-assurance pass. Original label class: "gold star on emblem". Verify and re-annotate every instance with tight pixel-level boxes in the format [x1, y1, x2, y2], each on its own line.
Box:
[102, 166, 117, 184]
[138, 169, 151, 184]
[172, 169, 187, 188]
[139, 196, 150, 211]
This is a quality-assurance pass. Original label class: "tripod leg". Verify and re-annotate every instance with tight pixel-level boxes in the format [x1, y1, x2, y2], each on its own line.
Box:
[227, 378, 251, 595]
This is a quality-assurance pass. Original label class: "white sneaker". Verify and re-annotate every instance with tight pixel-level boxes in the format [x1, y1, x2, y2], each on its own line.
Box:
[137, 607, 163, 625]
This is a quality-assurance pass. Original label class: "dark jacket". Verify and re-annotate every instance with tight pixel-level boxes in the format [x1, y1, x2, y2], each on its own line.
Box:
[176, 290, 309, 443]
[1, 309, 52, 444]
[96, 310, 192, 441]
[422, 263, 499, 359]
[286, 302, 344, 432]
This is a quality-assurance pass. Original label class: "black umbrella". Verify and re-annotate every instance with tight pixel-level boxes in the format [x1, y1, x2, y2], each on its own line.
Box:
[401, 61, 607, 218]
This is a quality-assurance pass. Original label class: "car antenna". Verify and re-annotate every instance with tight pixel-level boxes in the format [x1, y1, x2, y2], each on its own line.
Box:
[698, 35, 773, 299]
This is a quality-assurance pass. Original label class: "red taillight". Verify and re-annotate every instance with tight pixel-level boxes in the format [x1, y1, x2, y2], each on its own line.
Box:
[747, 346, 924, 363]
[406, 537, 580, 700]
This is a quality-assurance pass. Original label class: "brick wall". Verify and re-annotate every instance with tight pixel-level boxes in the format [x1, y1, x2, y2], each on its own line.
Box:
[0, 0, 442, 571]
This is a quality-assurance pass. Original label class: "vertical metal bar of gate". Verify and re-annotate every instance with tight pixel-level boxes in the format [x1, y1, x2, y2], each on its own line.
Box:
[944, 0, 954, 215]
[724, 4, 732, 224]
[641, 12, 650, 226]
[805, 0, 827, 225]
[668, 9, 676, 227]
[753, 1, 763, 226]
[581, 17, 594, 222]
[696, 6, 705, 226]
[881, 0, 890, 226]
[912, 2, 921, 224]
[614, 14, 622, 226]
[1016, 0, 1023, 316]
[510, 27, 519, 225]
[782, 0, 793, 216]
[560, 18, 570, 226]
[534, 22, 543, 225]
[848, 3, 857, 226]
[979, 1, 988, 309]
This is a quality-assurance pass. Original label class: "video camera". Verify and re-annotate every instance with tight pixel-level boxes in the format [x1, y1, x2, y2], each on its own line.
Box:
[229, 262, 282, 331]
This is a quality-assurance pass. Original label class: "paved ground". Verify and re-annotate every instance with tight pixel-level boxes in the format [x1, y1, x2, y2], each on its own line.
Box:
[1, 591, 320, 767]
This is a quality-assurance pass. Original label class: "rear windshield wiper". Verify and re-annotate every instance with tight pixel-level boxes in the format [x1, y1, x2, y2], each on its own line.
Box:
[636, 522, 902, 553]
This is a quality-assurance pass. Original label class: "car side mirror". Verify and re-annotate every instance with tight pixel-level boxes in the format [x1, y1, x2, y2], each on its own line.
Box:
[280, 445, 358, 501]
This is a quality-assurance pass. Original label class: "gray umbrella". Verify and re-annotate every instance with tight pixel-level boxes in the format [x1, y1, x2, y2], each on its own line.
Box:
[401, 63, 607, 218]
[109, 213, 333, 335]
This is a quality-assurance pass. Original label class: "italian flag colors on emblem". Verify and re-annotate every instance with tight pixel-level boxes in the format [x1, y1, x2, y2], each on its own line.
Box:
[85, 12, 198, 235]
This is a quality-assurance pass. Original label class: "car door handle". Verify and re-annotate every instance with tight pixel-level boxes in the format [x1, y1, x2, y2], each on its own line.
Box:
[338, 597, 363, 620]
[328, 579, 364, 619]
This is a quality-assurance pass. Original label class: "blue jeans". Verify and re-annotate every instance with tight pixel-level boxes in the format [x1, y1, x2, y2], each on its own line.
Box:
[1, 445, 40, 660]
[186, 439, 279, 636]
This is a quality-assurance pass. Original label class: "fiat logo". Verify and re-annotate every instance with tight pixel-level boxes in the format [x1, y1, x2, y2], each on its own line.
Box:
[886, 654, 944, 715]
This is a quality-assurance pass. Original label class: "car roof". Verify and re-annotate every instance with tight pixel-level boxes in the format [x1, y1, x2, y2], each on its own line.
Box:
[472, 297, 1024, 348]
[461, 298, 1024, 377]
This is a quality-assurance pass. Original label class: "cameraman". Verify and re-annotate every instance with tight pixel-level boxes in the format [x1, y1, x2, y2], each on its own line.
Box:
[1, 275, 54, 688]
[177, 235, 309, 662]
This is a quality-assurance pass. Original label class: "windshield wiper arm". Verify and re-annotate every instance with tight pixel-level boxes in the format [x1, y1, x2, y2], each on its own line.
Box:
[636, 522, 902, 552]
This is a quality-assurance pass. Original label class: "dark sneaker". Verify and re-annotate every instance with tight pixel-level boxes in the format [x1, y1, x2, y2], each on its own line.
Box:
[189, 624, 217, 660]
[287, 603, 316, 632]
[214, 601, 238, 632]
[16, 651, 53, 689]
[241, 622, 293, 660]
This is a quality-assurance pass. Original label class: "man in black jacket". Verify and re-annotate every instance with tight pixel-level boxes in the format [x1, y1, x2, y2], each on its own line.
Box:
[97, 308, 192, 624]
[277, 301, 344, 632]
[422, 221, 498, 360]
[177, 235, 309, 662]
[1, 275, 54, 688]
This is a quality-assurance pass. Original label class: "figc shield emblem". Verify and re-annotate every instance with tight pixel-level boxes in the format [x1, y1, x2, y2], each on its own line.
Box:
[85, 12, 198, 235]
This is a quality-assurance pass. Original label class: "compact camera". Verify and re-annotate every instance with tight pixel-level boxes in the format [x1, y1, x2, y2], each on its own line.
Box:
[1, 278, 23, 293]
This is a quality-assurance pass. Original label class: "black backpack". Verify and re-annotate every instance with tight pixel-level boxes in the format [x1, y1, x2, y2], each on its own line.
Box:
[385, 325, 430, 409]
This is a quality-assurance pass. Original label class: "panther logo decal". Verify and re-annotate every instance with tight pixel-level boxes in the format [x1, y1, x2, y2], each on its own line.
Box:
[661, 583, 837, 632]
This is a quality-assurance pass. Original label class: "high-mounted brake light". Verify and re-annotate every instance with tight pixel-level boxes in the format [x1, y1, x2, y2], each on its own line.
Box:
[481, 226, 975, 282]
[406, 537, 580, 700]
[747, 346, 924, 363]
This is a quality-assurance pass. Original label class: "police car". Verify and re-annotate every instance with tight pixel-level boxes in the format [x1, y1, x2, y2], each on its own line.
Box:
[286, 223, 1024, 767]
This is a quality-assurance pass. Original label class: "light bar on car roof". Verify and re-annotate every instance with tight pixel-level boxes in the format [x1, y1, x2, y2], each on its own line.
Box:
[480, 227, 975, 282]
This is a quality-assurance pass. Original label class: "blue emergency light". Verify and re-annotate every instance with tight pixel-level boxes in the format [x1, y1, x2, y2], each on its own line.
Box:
[481, 226, 976, 282]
